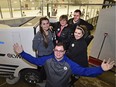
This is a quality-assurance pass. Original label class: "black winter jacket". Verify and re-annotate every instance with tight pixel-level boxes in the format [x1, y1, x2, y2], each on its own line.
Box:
[51, 22, 72, 49]
[66, 37, 88, 67]
[68, 18, 93, 34]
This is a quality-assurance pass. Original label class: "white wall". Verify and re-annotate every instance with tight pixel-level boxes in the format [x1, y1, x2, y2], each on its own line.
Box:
[90, 6, 115, 64]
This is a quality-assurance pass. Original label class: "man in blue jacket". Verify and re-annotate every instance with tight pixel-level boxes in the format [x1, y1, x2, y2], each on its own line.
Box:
[13, 42, 114, 87]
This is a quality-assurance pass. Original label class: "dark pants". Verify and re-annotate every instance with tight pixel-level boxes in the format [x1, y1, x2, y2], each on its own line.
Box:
[37, 66, 46, 82]
[69, 75, 80, 87]
[37, 55, 46, 82]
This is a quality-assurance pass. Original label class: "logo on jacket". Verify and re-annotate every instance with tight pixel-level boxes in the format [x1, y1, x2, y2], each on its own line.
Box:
[64, 66, 68, 70]
[71, 43, 75, 47]
[57, 28, 60, 31]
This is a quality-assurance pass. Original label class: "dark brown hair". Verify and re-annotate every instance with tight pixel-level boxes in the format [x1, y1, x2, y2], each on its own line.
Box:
[39, 17, 50, 48]
[74, 9, 81, 15]
[55, 42, 65, 50]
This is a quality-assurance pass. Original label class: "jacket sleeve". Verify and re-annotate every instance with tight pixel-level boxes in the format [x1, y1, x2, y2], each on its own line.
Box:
[50, 22, 59, 31]
[32, 32, 41, 51]
[67, 58, 104, 77]
[80, 19, 93, 31]
[20, 51, 50, 66]
[64, 28, 72, 43]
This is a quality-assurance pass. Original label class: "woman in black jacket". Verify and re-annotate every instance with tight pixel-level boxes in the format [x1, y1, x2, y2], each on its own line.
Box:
[66, 25, 88, 67]
[66, 25, 89, 87]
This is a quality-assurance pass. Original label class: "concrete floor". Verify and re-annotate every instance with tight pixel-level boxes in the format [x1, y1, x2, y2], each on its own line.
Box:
[0, 70, 115, 87]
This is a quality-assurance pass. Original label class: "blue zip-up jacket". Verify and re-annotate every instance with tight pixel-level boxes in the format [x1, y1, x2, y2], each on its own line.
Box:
[20, 51, 104, 87]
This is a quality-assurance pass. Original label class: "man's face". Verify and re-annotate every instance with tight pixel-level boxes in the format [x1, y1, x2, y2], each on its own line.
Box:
[54, 46, 65, 60]
[73, 12, 81, 22]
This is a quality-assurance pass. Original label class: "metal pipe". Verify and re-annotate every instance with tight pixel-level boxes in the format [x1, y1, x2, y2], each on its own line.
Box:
[7, 0, 13, 18]
[97, 33, 108, 59]
[67, 0, 69, 16]
[41, 0, 44, 16]
[0, 6, 3, 19]
[19, 0, 23, 17]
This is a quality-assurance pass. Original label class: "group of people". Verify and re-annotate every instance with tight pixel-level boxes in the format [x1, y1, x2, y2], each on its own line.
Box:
[13, 9, 114, 87]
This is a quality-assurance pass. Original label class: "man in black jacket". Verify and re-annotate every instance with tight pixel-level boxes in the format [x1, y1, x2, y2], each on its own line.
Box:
[68, 9, 93, 35]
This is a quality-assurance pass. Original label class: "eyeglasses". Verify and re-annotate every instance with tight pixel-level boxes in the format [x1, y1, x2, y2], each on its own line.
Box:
[54, 49, 65, 53]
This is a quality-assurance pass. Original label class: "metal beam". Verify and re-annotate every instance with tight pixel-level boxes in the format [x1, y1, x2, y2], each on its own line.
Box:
[47, 3, 115, 6]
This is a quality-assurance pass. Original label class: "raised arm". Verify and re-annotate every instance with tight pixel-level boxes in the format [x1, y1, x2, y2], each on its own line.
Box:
[101, 58, 114, 71]
[13, 43, 23, 54]
[68, 58, 114, 77]
[13, 43, 51, 66]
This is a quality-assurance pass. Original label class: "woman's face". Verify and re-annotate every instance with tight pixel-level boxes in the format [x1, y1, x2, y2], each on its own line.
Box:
[41, 20, 50, 31]
[60, 19, 67, 26]
[74, 29, 84, 40]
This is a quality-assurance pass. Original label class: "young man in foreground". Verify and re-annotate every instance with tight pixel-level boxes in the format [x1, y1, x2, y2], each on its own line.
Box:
[13, 43, 114, 87]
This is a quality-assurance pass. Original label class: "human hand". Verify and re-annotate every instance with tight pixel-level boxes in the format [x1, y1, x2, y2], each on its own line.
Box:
[13, 43, 23, 54]
[56, 40, 58, 44]
[101, 58, 115, 71]
[49, 26, 53, 31]
[65, 24, 68, 27]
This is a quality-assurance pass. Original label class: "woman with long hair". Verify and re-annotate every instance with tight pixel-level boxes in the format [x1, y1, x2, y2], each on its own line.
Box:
[33, 17, 54, 56]
[32, 17, 54, 82]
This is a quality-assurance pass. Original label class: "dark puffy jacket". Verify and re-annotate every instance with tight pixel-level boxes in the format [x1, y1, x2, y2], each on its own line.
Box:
[68, 18, 93, 34]
[51, 22, 72, 49]
[66, 37, 88, 67]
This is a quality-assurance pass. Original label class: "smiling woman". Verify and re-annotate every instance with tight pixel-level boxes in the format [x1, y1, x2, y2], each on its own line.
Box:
[32, 17, 54, 83]
[66, 25, 89, 67]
